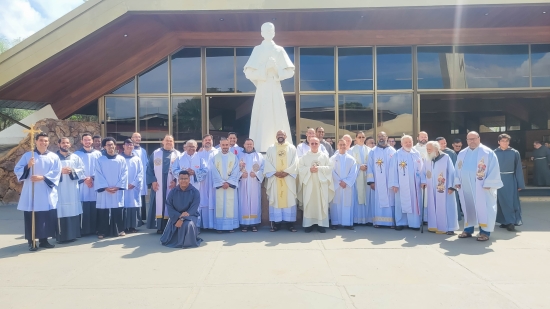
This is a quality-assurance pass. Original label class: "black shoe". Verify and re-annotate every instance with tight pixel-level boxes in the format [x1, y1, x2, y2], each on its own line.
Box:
[366, 223, 373, 226]
[29, 245, 38, 251]
[499, 224, 507, 228]
[317, 226, 326, 233]
[506, 224, 516, 231]
[305, 226, 313, 233]
[395, 226, 404, 231]
[423, 222, 428, 226]
[39, 241, 55, 249]
[409, 227, 420, 231]
[347, 226, 355, 230]
[330, 225, 338, 230]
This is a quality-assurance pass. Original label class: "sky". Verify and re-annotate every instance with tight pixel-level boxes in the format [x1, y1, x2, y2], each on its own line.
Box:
[0, 0, 84, 42]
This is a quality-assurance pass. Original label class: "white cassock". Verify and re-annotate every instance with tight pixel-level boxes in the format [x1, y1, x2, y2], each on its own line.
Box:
[350, 145, 374, 224]
[296, 142, 328, 158]
[264, 142, 299, 222]
[298, 151, 334, 227]
[94, 154, 128, 209]
[132, 145, 148, 196]
[211, 152, 241, 230]
[414, 143, 429, 220]
[122, 153, 143, 229]
[329, 152, 358, 226]
[172, 152, 208, 190]
[367, 146, 396, 226]
[197, 148, 218, 229]
[455, 144, 503, 232]
[423, 154, 459, 233]
[56, 151, 86, 242]
[389, 148, 424, 228]
[244, 40, 295, 152]
[238, 151, 265, 226]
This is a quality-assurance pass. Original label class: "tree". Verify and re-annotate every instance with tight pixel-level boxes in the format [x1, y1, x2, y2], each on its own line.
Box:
[0, 36, 22, 54]
[0, 108, 34, 131]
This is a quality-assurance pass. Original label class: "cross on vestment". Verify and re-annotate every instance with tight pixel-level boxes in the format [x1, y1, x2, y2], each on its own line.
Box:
[22, 123, 42, 249]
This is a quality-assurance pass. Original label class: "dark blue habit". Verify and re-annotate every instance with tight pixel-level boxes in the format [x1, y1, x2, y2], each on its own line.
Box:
[160, 184, 202, 248]
[495, 147, 525, 226]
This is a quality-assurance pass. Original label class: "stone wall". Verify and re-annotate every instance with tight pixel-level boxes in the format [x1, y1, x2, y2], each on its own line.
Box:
[0, 118, 100, 204]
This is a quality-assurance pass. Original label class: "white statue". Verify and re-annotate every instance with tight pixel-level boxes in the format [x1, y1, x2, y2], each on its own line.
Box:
[244, 22, 295, 152]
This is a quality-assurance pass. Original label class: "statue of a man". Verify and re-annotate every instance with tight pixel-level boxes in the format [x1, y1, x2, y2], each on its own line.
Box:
[244, 22, 295, 152]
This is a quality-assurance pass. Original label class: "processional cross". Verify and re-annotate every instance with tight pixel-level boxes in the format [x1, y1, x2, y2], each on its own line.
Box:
[22, 123, 42, 250]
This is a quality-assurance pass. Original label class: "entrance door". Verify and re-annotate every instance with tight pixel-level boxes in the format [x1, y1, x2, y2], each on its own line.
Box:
[208, 95, 297, 146]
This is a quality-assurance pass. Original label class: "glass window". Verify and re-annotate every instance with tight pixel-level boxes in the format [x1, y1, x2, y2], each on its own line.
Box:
[531, 44, 550, 87]
[236, 48, 255, 93]
[105, 97, 135, 141]
[300, 48, 335, 91]
[417, 46, 454, 89]
[456, 45, 529, 88]
[377, 93, 413, 136]
[138, 59, 168, 93]
[281, 47, 295, 93]
[171, 48, 201, 93]
[338, 94, 374, 137]
[206, 48, 235, 93]
[172, 96, 202, 141]
[138, 97, 169, 141]
[111, 78, 135, 94]
[338, 47, 373, 91]
[300, 95, 335, 141]
[479, 115, 505, 133]
[376, 47, 412, 90]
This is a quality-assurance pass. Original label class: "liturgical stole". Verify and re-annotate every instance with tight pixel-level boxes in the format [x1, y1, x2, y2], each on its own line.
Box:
[153, 148, 178, 219]
[456, 146, 490, 227]
[214, 153, 236, 218]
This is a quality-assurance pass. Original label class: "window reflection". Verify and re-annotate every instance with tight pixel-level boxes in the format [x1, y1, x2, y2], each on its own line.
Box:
[300, 95, 335, 141]
[300, 48, 335, 91]
[111, 78, 135, 94]
[236, 48, 255, 93]
[377, 94, 413, 136]
[138, 97, 169, 141]
[206, 48, 235, 93]
[531, 44, 550, 87]
[417, 46, 454, 89]
[338, 47, 373, 91]
[280, 47, 295, 93]
[171, 48, 201, 93]
[172, 96, 202, 141]
[138, 60, 168, 93]
[456, 45, 529, 88]
[106, 97, 135, 141]
[338, 94, 374, 137]
[377, 47, 412, 90]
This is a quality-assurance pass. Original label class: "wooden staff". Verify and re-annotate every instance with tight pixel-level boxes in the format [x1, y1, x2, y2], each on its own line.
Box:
[23, 124, 42, 249]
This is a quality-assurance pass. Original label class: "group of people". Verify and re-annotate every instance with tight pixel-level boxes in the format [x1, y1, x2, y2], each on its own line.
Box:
[15, 125, 526, 251]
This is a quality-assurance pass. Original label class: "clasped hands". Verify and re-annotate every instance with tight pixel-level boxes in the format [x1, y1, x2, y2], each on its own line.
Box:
[274, 171, 289, 178]
[175, 212, 190, 228]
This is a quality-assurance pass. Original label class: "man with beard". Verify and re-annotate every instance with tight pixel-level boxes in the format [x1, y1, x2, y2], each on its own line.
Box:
[197, 134, 218, 229]
[389, 135, 424, 230]
[316, 127, 334, 157]
[297, 128, 329, 158]
[452, 139, 463, 155]
[215, 132, 243, 156]
[366, 136, 375, 149]
[367, 131, 397, 228]
[329, 139, 358, 230]
[146, 135, 180, 233]
[436, 136, 461, 220]
[92, 135, 103, 152]
[75, 133, 102, 236]
[495, 134, 525, 231]
[121, 139, 143, 233]
[455, 131, 502, 241]
[350, 131, 374, 225]
[15, 133, 61, 250]
[265, 130, 299, 232]
[414, 131, 429, 160]
[131, 132, 148, 226]
[55, 137, 86, 243]
[238, 139, 264, 232]
[211, 138, 241, 233]
[94, 137, 128, 239]
[530, 141, 550, 186]
[299, 137, 334, 233]
[423, 141, 459, 235]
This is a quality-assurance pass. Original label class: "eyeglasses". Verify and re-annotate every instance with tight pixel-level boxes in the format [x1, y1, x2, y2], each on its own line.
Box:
[466, 138, 479, 141]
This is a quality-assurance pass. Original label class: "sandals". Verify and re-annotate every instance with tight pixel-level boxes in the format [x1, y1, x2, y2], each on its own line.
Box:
[458, 232, 472, 238]
[241, 227, 249, 232]
[446, 231, 456, 235]
[270, 225, 279, 232]
[118, 232, 126, 237]
[288, 225, 297, 233]
[476, 234, 489, 241]
[97, 235, 104, 239]
[251, 226, 258, 232]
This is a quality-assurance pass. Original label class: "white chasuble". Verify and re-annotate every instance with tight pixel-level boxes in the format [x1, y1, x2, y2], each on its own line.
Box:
[298, 151, 334, 227]
[211, 152, 240, 230]
[329, 153, 358, 226]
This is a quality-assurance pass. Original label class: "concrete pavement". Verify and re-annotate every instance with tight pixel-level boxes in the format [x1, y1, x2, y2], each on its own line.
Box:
[1, 200, 549, 309]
